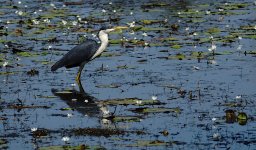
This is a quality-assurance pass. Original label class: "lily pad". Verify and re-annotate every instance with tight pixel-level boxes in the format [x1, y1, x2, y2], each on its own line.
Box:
[141, 20, 162, 25]
[206, 27, 221, 34]
[171, 44, 182, 49]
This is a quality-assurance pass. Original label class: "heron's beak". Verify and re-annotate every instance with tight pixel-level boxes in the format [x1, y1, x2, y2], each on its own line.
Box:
[114, 26, 129, 30]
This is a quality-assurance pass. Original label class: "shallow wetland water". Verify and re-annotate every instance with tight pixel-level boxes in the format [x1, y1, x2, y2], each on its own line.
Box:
[0, 0, 256, 149]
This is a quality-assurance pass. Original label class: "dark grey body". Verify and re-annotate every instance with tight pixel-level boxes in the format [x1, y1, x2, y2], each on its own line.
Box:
[51, 39, 100, 71]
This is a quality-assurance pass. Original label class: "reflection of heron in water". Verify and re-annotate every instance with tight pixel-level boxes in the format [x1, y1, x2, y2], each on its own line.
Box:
[51, 80, 112, 124]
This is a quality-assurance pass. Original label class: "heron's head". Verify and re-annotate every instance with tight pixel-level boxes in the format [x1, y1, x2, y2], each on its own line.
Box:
[99, 26, 128, 34]
[98, 26, 128, 43]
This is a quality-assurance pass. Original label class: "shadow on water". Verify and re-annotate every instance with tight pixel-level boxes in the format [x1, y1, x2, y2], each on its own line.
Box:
[51, 81, 101, 118]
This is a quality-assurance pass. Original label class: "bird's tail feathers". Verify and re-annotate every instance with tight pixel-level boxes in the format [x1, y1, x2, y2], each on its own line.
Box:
[51, 60, 63, 72]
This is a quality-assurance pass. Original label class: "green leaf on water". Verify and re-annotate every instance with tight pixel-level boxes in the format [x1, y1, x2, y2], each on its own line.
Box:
[141, 20, 162, 25]
[168, 53, 186, 60]
[171, 44, 182, 49]
[0, 72, 15, 75]
[109, 39, 123, 44]
[206, 27, 221, 34]
[17, 52, 38, 57]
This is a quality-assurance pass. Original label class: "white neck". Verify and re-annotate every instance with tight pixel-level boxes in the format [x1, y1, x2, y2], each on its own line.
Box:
[91, 31, 109, 60]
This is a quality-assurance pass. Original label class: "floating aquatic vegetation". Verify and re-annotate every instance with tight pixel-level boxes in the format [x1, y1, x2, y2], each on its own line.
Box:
[71, 128, 125, 137]
[8, 104, 50, 109]
[27, 68, 39, 76]
[31, 128, 49, 138]
[99, 98, 162, 106]
[237, 112, 248, 125]
[130, 107, 181, 114]
[16, 52, 38, 57]
[39, 145, 105, 150]
[95, 83, 121, 88]
[105, 115, 142, 123]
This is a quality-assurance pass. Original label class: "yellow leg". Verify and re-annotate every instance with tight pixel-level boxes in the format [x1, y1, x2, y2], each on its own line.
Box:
[76, 63, 85, 83]
[76, 71, 81, 83]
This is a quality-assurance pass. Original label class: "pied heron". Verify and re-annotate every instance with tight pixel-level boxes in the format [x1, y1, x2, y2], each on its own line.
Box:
[51, 26, 126, 82]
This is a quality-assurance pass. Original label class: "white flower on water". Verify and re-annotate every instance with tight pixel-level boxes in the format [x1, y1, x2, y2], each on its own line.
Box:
[18, 11, 23, 16]
[152, 96, 157, 100]
[193, 32, 198, 36]
[31, 127, 37, 132]
[102, 9, 106, 13]
[48, 45, 52, 50]
[206, 10, 211, 15]
[127, 21, 135, 28]
[71, 83, 76, 87]
[164, 19, 168, 23]
[4, 44, 8, 48]
[254, 25, 256, 30]
[193, 66, 200, 70]
[72, 21, 78, 26]
[67, 113, 73, 118]
[212, 117, 217, 122]
[32, 19, 39, 25]
[236, 95, 241, 99]
[39, 9, 42, 12]
[225, 3, 228, 5]
[195, 10, 199, 13]
[225, 25, 230, 28]
[185, 27, 190, 31]
[18, 1, 21, 4]
[210, 36, 214, 39]
[84, 99, 88, 103]
[62, 136, 70, 142]
[129, 30, 135, 35]
[142, 32, 148, 37]
[100, 106, 110, 116]
[218, 8, 224, 12]
[213, 133, 221, 140]
[44, 18, 50, 24]
[208, 60, 217, 65]
[237, 45, 242, 50]
[62, 20, 67, 25]
[130, 11, 133, 15]
[113, 10, 116, 13]
[92, 33, 96, 38]
[177, 12, 181, 15]
[144, 42, 149, 46]
[103, 109, 109, 115]
[71, 98, 77, 102]
[3, 62, 8, 67]
[208, 44, 216, 52]
[109, 2, 112, 5]
[136, 100, 142, 104]
[238, 36, 242, 40]
[50, 3, 55, 7]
